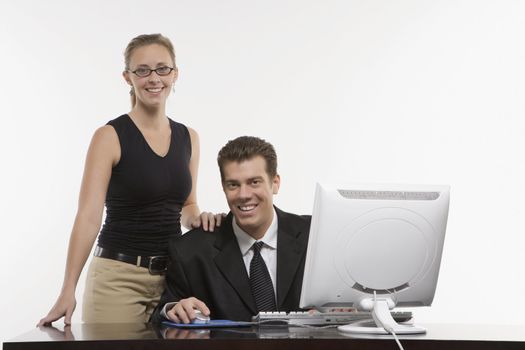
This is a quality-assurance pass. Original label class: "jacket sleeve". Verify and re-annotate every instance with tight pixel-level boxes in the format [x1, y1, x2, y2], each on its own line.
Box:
[149, 238, 192, 323]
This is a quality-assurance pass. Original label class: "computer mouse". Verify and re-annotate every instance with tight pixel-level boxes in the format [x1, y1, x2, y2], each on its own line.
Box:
[192, 310, 210, 324]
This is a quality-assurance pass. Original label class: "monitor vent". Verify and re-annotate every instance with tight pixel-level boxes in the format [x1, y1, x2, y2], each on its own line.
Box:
[352, 282, 409, 294]
[337, 190, 440, 201]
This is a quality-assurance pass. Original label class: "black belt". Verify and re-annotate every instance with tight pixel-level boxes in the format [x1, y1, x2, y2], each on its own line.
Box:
[94, 246, 168, 274]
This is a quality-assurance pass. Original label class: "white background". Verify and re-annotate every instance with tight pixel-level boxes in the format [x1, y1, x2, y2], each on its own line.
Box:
[2, 0, 525, 342]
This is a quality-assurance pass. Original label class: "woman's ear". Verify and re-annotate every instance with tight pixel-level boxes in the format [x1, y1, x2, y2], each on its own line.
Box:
[173, 67, 179, 83]
[122, 70, 132, 85]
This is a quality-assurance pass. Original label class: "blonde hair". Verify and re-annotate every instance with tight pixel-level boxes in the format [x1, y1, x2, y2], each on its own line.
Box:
[124, 33, 176, 107]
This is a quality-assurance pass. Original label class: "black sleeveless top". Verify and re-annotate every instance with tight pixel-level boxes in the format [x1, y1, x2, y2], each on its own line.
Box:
[97, 114, 192, 256]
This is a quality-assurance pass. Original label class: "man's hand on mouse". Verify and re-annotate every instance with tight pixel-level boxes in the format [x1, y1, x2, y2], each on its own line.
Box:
[167, 297, 210, 324]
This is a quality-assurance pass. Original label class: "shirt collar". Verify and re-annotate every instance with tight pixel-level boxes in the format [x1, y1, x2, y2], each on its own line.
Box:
[232, 208, 278, 256]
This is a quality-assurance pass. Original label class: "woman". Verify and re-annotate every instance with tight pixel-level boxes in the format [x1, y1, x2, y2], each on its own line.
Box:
[38, 33, 221, 325]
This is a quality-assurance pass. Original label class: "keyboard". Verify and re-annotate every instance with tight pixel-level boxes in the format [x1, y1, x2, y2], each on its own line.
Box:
[252, 310, 412, 326]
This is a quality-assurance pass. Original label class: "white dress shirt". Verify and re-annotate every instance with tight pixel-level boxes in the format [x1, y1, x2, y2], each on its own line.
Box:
[232, 208, 278, 295]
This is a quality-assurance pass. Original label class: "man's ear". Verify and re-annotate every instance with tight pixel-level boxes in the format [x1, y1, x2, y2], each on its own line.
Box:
[272, 174, 281, 195]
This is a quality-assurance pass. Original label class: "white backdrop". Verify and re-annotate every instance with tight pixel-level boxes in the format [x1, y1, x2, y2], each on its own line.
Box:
[2, 0, 525, 342]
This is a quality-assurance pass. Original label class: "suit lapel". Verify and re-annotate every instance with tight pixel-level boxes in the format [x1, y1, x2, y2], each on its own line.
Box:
[276, 208, 308, 309]
[213, 214, 257, 315]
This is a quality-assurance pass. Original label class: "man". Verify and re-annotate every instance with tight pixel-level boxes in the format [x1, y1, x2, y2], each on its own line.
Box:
[151, 136, 311, 323]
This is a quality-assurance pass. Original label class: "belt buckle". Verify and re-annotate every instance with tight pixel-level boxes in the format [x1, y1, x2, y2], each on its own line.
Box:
[148, 256, 168, 275]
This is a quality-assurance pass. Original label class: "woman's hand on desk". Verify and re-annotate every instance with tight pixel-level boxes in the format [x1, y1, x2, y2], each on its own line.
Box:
[37, 291, 76, 327]
[37, 324, 75, 340]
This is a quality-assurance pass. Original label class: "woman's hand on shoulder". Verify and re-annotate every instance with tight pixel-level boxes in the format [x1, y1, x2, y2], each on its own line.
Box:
[37, 291, 76, 327]
[191, 212, 226, 232]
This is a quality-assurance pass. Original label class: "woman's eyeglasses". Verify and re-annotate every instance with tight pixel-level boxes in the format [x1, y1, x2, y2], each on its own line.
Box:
[128, 66, 175, 77]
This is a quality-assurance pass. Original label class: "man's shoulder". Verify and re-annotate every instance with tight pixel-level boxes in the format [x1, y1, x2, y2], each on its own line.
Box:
[276, 207, 310, 219]
[170, 220, 236, 253]
[275, 207, 312, 229]
[173, 227, 218, 247]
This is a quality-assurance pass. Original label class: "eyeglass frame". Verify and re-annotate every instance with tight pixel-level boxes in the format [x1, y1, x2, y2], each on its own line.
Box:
[127, 66, 177, 78]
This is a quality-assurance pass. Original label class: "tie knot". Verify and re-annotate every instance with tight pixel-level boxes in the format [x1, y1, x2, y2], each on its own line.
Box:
[253, 241, 264, 253]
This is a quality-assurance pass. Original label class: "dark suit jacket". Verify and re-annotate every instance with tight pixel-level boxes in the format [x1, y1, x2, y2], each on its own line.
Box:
[151, 207, 311, 323]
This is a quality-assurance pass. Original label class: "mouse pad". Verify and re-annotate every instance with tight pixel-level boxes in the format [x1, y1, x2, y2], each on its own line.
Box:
[162, 320, 254, 328]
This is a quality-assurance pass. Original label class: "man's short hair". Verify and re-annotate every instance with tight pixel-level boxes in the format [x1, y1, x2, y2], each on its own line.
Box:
[217, 136, 278, 181]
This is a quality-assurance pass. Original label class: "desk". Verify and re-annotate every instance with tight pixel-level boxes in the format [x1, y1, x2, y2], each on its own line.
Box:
[4, 323, 525, 350]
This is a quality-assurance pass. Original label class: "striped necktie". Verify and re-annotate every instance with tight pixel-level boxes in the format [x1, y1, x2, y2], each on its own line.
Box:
[249, 241, 277, 312]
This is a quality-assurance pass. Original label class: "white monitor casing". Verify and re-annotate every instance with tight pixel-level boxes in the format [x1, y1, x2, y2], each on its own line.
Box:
[300, 183, 450, 312]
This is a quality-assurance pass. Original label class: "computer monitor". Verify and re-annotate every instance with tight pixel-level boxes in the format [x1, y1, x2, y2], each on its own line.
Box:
[300, 183, 450, 334]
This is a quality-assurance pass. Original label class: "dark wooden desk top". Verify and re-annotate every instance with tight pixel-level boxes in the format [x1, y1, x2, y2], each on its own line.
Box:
[4, 323, 525, 350]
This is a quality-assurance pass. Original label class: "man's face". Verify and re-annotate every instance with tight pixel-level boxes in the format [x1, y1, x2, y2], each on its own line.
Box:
[222, 156, 280, 239]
